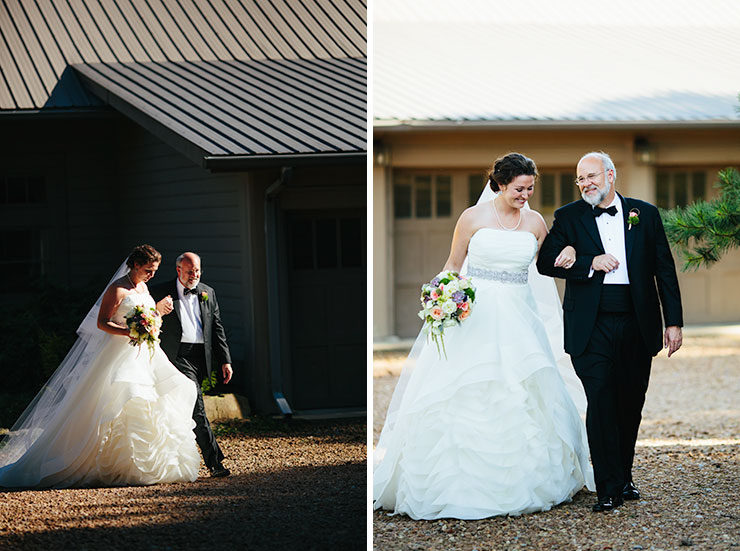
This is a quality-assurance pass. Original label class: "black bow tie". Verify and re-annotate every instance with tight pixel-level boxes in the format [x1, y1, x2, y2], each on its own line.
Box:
[592, 205, 618, 217]
[184, 287, 199, 295]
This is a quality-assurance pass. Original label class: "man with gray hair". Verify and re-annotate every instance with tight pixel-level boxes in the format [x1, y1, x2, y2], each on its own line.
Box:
[537, 152, 683, 512]
[151, 252, 233, 477]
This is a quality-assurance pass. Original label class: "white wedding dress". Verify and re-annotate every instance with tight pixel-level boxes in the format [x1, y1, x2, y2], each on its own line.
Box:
[0, 293, 200, 488]
[374, 228, 594, 520]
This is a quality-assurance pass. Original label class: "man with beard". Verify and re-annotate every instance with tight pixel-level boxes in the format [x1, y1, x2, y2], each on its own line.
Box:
[537, 152, 683, 512]
[150, 252, 233, 477]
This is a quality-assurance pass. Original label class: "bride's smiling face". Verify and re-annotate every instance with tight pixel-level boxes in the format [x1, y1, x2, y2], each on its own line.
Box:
[132, 261, 159, 284]
[500, 175, 535, 208]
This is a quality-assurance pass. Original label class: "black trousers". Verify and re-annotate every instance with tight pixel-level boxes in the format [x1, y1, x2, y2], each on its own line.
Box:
[571, 295, 652, 499]
[174, 343, 224, 470]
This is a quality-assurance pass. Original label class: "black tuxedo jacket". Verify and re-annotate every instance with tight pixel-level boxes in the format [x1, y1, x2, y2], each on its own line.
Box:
[149, 279, 232, 379]
[536, 194, 683, 357]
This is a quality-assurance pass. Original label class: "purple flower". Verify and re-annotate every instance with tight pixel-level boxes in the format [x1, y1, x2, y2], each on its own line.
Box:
[431, 277, 441, 287]
[451, 291, 465, 302]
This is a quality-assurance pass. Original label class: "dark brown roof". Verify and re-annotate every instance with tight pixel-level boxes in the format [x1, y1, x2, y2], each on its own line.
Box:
[1, 0, 367, 161]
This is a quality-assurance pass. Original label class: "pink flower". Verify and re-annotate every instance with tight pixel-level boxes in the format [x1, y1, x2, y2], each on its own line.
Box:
[431, 307, 445, 320]
[460, 301, 469, 311]
[430, 290, 439, 300]
[459, 309, 471, 320]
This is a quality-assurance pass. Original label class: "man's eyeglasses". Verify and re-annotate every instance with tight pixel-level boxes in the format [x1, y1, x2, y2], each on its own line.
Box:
[574, 170, 606, 186]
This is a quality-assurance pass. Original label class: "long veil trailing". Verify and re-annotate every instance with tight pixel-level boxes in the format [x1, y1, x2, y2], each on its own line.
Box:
[0, 261, 130, 467]
[374, 183, 588, 468]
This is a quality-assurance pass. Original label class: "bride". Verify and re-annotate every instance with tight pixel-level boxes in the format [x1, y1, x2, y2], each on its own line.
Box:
[373, 153, 595, 520]
[0, 245, 200, 488]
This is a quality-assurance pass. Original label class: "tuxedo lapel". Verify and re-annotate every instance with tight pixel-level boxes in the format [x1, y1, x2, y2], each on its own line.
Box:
[578, 202, 606, 253]
[620, 194, 637, 264]
[170, 279, 183, 328]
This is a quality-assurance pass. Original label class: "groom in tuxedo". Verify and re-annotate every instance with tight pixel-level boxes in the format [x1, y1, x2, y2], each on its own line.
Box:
[150, 252, 233, 477]
[537, 152, 683, 512]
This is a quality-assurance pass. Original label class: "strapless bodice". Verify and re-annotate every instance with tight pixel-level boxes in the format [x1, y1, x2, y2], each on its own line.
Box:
[467, 228, 538, 273]
[112, 293, 156, 325]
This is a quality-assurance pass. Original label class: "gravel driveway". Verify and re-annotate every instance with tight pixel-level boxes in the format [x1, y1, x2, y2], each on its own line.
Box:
[0, 418, 366, 550]
[373, 334, 740, 550]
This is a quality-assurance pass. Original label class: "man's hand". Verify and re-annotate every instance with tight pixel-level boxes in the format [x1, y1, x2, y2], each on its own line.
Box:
[554, 246, 577, 269]
[592, 254, 620, 273]
[156, 295, 174, 316]
[222, 363, 233, 384]
[664, 326, 683, 358]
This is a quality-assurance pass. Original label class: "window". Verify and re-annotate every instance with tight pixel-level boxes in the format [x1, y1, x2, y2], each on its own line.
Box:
[656, 170, 707, 209]
[288, 215, 365, 271]
[0, 230, 44, 288]
[0, 175, 45, 204]
[538, 171, 577, 212]
[394, 174, 453, 219]
[468, 174, 488, 206]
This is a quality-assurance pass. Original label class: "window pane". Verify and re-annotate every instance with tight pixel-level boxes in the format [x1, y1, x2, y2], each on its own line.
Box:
[656, 172, 670, 209]
[393, 175, 412, 219]
[290, 219, 314, 270]
[435, 176, 451, 217]
[560, 173, 575, 205]
[415, 176, 432, 218]
[674, 172, 688, 207]
[339, 217, 362, 268]
[316, 219, 338, 269]
[691, 171, 706, 202]
[540, 173, 555, 207]
[6, 176, 26, 203]
[469, 174, 485, 206]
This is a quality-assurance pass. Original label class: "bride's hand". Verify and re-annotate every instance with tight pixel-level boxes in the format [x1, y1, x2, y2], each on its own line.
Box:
[554, 246, 576, 269]
[156, 295, 174, 316]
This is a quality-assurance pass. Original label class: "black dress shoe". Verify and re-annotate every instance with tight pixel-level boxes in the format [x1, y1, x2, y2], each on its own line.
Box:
[592, 495, 623, 512]
[210, 463, 231, 478]
[622, 481, 640, 500]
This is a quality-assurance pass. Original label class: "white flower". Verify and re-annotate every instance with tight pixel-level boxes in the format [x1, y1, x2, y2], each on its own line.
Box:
[444, 280, 460, 293]
[442, 300, 457, 314]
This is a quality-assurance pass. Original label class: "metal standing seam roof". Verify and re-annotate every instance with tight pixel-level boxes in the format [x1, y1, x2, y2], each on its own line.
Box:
[0, 0, 367, 162]
[73, 57, 366, 160]
[374, 20, 740, 125]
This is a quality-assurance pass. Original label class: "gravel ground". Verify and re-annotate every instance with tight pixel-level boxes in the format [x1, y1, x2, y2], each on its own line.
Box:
[373, 335, 740, 550]
[0, 417, 366, 551]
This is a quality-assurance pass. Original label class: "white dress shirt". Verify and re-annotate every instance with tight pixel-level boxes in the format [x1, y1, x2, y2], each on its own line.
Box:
[176, 279, 204, 343]
[590, 195, 630, 284]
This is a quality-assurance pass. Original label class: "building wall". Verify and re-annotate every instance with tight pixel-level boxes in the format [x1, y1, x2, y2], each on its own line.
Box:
[374, 126, 740, 339]
[112, 119, 256, 402]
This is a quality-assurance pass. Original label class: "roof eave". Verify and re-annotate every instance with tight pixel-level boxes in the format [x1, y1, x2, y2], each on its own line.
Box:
[203, 151, 367, 171]
[374, 118, 740, 131]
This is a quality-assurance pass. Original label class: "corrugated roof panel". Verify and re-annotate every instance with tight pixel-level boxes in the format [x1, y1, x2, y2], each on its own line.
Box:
[2, 0, 366, 110]
[190, 0, 252, 59]
[375, 20, 740, 122]
[72, 57, 366, 159]
[34, 1, 84, 66]
[313, 0, 367, 57]
[5, 0, 57, 97]
[181, 61, 360, 150]
[115, 0, 181, 62]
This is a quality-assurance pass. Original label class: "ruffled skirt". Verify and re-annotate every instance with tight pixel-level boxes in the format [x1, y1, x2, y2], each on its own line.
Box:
[373, 278, 594, 519]
[0, 338, 199, 488]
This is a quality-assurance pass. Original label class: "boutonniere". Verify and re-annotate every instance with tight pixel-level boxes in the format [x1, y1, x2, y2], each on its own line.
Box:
[628, 208, 640, 231]
[199, 291, 208, 302]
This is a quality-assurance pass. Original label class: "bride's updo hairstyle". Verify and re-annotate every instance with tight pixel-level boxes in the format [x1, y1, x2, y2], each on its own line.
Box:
[126, 244, 162, 269]
[486, 153, 538, 191]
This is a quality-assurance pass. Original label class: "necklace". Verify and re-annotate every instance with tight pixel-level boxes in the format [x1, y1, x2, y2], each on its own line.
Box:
[126, 272, 137, 290]
[492, 197, 522, 231]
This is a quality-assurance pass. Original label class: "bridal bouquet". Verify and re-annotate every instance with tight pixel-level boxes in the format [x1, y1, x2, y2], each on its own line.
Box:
[125, 305, 162, 358]
[418, 270, 476, 359]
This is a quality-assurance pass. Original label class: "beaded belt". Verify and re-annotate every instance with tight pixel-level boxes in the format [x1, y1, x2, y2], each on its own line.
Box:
[468, 266, 528, 284]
